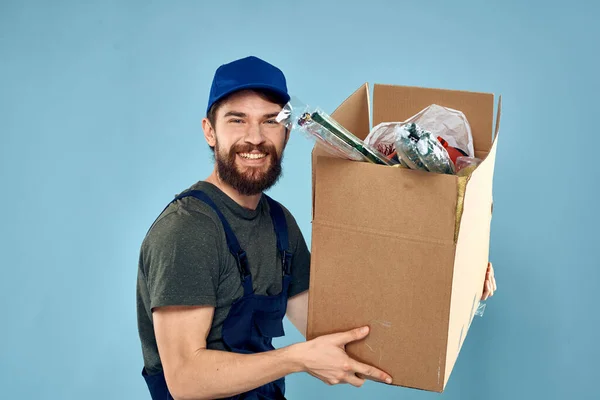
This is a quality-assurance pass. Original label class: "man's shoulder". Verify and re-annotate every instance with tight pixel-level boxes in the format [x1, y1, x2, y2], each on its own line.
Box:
[143, 187, 225, 246]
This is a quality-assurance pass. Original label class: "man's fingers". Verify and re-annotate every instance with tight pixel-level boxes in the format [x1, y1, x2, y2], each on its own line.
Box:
[332, 326, 370, 346]
[481, 262, 496, 300]
[482, 281, 490, 300]
[345, 373, 366, 388]
[488, 262, 497, 292]
[353, 361, 392, 384]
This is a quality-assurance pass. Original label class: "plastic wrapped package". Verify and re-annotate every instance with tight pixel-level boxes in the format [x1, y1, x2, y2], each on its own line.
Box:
[437, 136, 469, 165]
[364, 103, 475, 173]
[406, 104, 475, 157]
[297, 111, 370, 162]
[364, 122, 410, 168]
[276, 99, 396, 166]
[365, 121, 401, 157]
[395, 123, 456, 175]
[300, 111, 396, 165]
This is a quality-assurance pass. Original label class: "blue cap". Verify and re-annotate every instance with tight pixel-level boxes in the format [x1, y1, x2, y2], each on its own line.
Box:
[206, 56, 290, 115]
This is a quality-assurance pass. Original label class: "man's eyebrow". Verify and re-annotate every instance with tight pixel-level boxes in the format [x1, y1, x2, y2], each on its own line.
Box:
[223, 111, 281, 119]
[263, 112, 281, 119]
[223, 111, 247, 118]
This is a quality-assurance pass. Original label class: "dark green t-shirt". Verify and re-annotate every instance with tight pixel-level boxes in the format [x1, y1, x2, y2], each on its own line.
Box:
[136, 181, 311, 374]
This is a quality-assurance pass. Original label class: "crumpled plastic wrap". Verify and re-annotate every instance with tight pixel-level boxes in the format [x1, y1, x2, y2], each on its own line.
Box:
[364, 121, 405, 161]
[365, 105, 474, 157]
[298, 110, 369, 162]
[365, 104, 475, 174]
[276, 98, 395, 166]
[407, 104, 475, 157]
[395, 123, 456, 175]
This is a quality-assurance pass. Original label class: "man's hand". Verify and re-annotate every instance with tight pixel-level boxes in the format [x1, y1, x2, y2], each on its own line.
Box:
[294, 326, 392, 387]
[481, 262, 497, 300]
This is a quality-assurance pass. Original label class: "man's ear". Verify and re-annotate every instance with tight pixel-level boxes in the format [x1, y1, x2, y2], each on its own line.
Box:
[202, 118, 217, 148]
[283, 127, 290, 146]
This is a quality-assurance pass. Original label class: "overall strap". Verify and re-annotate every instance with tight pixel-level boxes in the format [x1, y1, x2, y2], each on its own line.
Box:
[265, 195, 292, 276]
[174, 190, 251, 279]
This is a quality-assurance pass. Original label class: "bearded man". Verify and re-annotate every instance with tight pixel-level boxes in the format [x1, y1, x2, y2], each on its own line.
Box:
[136, 56, 394, 400]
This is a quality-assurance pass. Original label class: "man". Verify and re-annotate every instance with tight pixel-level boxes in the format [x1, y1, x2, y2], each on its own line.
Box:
[136, 56, 497, 400]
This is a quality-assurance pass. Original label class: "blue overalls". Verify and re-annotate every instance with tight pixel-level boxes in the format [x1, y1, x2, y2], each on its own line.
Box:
[142, 190, 292, 400]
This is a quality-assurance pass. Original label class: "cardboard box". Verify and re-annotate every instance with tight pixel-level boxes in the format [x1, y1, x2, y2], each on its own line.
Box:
[306, 83, 501, 392]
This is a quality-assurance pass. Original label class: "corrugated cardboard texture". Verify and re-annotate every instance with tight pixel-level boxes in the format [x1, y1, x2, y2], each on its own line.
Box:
[309, 220, 455, 391]
[313, 157, 458, 242]
[307, 83, 500, 393]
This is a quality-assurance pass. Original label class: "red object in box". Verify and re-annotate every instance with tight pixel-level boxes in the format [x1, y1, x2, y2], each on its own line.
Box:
[437, 137, 468, 165]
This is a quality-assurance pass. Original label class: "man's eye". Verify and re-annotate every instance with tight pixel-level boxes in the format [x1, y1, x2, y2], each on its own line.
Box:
[229, 119, 244, 124]
[265, 119, 279, 125]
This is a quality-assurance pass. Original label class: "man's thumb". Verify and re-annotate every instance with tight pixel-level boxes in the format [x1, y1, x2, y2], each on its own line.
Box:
[336, 326, 370, 345]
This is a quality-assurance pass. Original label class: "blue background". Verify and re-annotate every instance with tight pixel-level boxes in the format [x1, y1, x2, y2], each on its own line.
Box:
[1, 0, 598, 399]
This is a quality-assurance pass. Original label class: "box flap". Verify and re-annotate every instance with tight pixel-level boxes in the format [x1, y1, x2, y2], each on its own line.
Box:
[330, 82, 371, 139]
[310, 83, 371, 219]
[372, 84, 495, 154]
[444, 125, 499, 384]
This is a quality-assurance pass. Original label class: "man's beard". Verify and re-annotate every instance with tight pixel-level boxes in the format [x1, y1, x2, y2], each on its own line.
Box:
[214, 140, 283, 196]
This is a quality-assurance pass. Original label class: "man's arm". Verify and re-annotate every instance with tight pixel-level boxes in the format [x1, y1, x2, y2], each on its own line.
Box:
[154, 304, 392, 400]
[286, 290, 308, 338]
[154, 305, 301, 400]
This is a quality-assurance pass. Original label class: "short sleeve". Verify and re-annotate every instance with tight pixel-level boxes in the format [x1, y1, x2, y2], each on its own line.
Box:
[142, 210, 222, 310]
[285, 212, 311, 298]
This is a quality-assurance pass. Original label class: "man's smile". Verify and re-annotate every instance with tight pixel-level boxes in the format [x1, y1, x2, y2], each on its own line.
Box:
[238, 152, 267, 160]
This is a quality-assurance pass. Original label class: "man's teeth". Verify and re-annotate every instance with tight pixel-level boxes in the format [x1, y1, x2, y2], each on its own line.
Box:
[239, 153, 266, 159]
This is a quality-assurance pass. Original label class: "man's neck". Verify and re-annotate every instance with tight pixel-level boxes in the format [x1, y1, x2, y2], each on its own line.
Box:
[205, 170, 262, 210]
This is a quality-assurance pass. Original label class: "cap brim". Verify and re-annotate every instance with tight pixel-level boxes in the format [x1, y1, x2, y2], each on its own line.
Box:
[207, 83, 290, 114]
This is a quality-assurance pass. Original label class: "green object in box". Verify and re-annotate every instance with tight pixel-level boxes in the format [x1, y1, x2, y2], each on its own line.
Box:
[302, 111, 395, 166]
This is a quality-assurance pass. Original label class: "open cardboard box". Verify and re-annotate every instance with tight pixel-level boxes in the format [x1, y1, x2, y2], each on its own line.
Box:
[305, 83, 501, 392]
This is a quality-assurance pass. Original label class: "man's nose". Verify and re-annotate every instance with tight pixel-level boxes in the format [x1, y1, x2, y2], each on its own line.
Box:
[244, 123, 265, 145]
